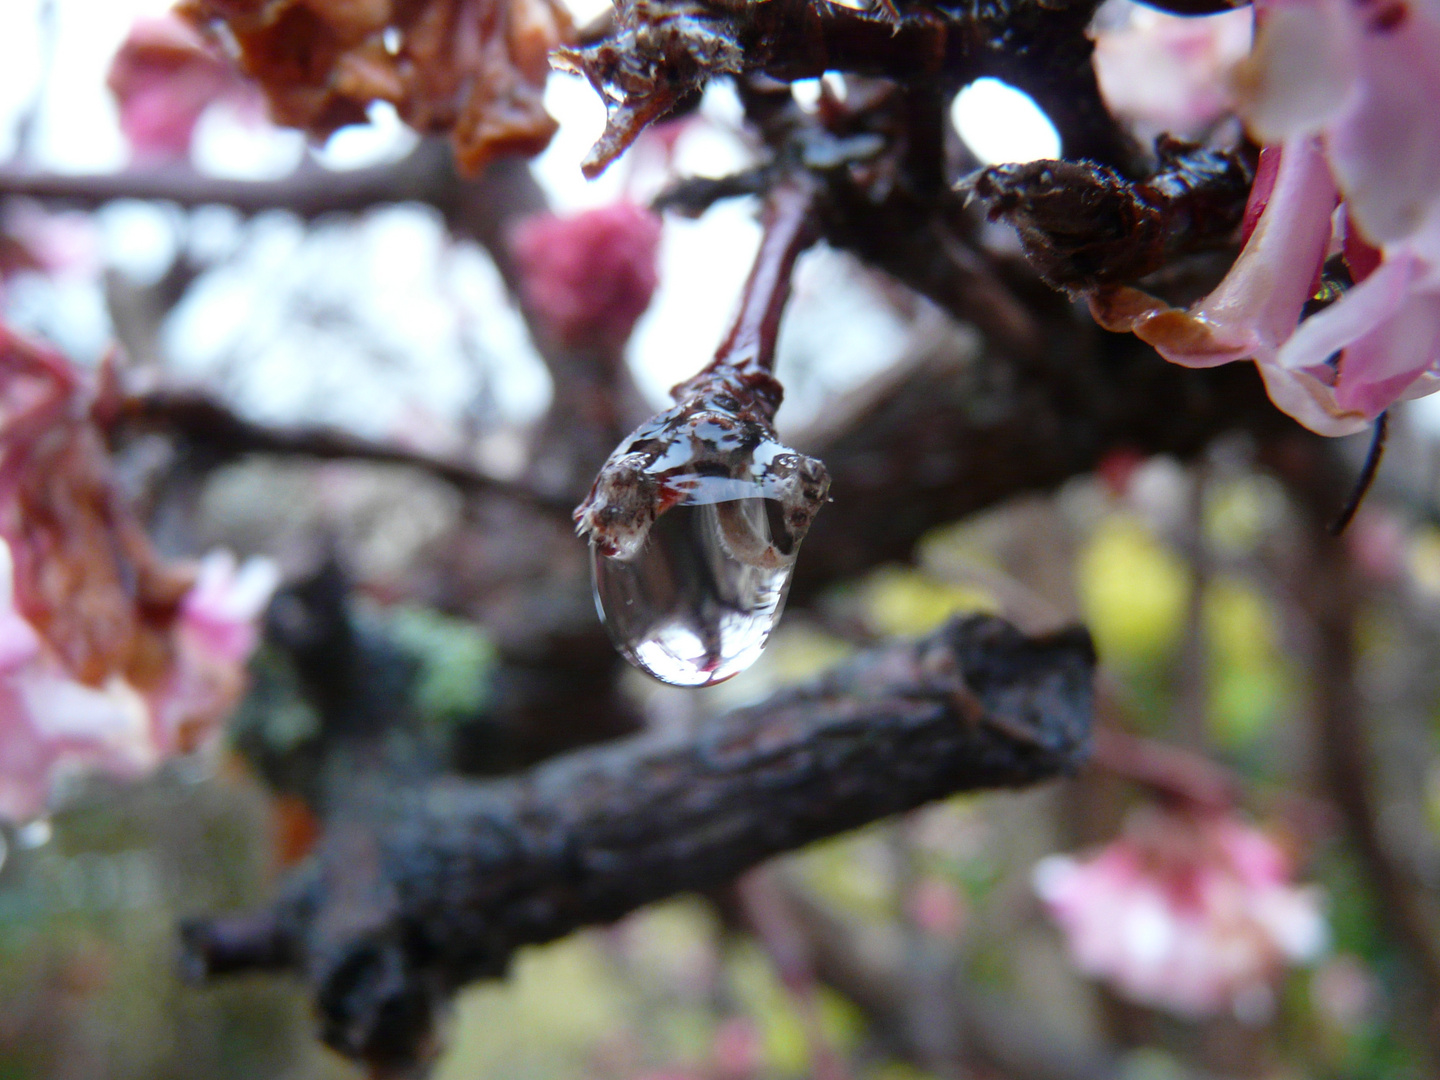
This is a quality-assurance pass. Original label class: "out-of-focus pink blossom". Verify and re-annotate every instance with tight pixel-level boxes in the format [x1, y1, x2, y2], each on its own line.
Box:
[906, 875, 967, 938]
[178, 552, 279, 666]
[1346, 506, 1407, 579]
[1033, 807, 1326, 1020]
[509, 203, 663, 351]
[0, 536, 158, 821]
[1, 203, 100, 283]
[0, 325, 277, 819]
[711, 1016, 763, 1080]
[106, 16, 257, 161]
[1093, 1, 1254, 136]
[151, 551, 280, 754]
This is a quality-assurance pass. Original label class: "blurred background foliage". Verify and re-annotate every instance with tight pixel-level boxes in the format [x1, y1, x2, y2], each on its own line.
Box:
[4, 433, 1440, 1079]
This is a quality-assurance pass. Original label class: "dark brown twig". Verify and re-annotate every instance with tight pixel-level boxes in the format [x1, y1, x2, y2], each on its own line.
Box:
[0, 142, 456, 218]
[1089, 725, 1236, 812]
[115, 389, 571, 514]
[1328, 410, 1388, 536]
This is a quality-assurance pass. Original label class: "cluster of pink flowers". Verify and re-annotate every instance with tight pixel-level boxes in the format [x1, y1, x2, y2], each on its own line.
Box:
[1034, 807, 1326, 1020]
[509, 203, 663, 352]
[0, 325, 277, 821]
[1095, 0, 1440, 435]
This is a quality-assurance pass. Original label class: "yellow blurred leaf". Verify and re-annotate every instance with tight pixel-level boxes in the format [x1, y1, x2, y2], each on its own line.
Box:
[1078, 516, 1190, 665]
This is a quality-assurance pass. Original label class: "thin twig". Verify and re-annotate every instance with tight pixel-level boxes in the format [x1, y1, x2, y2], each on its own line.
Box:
[116, 389, 572, 514]
[1329, 410, 1388, 536]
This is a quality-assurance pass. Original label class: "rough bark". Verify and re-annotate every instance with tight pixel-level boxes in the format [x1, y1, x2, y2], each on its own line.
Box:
[182, 613, 1095, 1071]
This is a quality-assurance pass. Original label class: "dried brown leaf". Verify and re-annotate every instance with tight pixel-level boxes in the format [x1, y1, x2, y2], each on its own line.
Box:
[178, 0, 573, 174]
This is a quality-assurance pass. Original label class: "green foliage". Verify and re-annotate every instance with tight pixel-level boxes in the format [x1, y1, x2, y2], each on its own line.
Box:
[380, 605, 496, 727]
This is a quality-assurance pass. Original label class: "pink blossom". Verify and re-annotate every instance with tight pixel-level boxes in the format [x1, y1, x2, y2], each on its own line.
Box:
[178, 551, 280, 666]
[711, 1016, 763, 1079]
[0, 532, 277, 820]
[1093, 1, 1254, 136]
[1034, 808, 1326, 1020]
[2, 203, 101, 282]
[0, 537, 157, 821]
[1093, 0, 1440, 435]
[0, 325, 277, 819]
[106, 16, 257, 161]
[509, 203, 663, 351]
[150, 551, 280, 755]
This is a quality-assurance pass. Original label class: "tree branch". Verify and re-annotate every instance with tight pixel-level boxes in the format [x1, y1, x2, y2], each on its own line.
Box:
[116, 389, 571, 514]
[791, 326, 1294, 597]
[182, 613, 1095, 1072]
[562, 0, 1136, 176]
[0, 140, 456, 217]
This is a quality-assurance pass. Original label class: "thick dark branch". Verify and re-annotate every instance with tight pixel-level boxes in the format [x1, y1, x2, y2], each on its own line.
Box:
[117, 389, 570, 514]
[791, 325, 1295, 596]
[563, 0, 1136, 176]
[183, 613, 1094, 1070]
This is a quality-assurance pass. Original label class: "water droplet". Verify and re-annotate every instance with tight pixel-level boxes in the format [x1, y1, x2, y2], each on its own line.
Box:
[592, 491, 795, 686]
[577, 389, 829, 686]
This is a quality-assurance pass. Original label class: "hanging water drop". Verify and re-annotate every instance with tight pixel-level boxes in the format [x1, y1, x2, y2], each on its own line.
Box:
[593, 491, 795, 686]
[574, 178, 828, 686]
[576, 400, 829, 686]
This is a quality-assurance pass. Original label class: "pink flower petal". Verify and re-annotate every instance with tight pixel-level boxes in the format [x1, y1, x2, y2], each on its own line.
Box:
[1333, 289, 1440, 414]
[1321, 0, 1440, 245]
[509, 202, 662, 350]
[1120, 137, 1337, 370]
[1276, 252, 1416, 369]
[1034, 809, 1327, 1018]
[1255, 362, 1371, 436]
[1238, 0, 1360, 142]
[1094, 4, 1254, 135]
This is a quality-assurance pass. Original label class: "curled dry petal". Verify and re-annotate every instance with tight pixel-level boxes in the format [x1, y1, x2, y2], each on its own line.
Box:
[176, 0, 573, 174]
[0, 326, 278, 819]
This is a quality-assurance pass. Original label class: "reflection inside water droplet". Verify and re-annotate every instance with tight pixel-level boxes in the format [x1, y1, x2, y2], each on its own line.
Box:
[592, 495, 795, 687]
